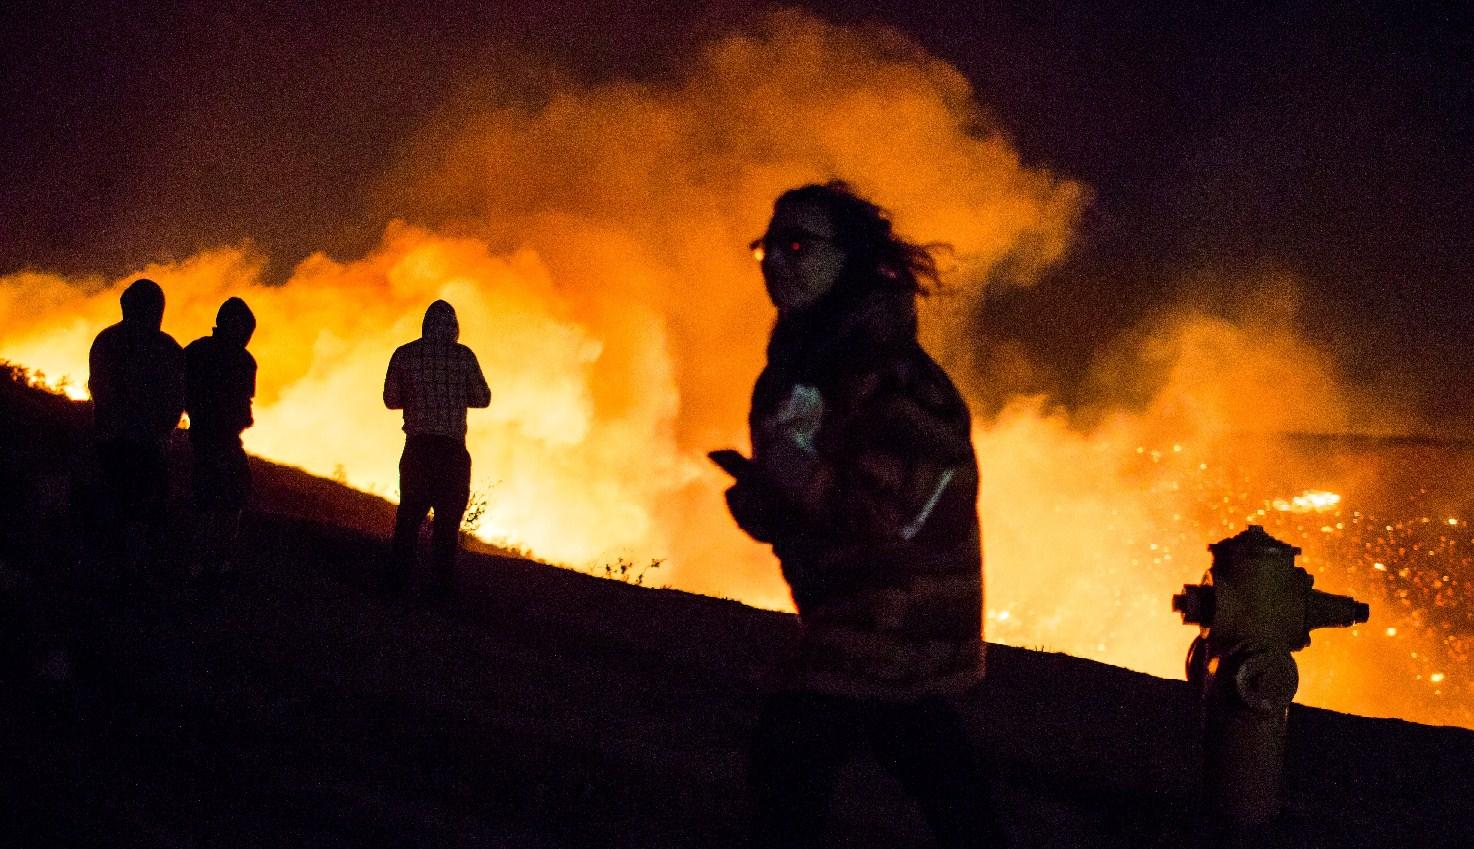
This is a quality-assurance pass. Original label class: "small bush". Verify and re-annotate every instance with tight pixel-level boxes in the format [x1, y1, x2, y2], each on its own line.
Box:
[596, 557, 663, 587]
[461, 484, 493, 534]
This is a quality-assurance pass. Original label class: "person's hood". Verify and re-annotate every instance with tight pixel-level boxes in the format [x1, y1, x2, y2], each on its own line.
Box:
[119, 278, 165, 331]
[213, 296, 256, 347]
[422, 299, 459, 343]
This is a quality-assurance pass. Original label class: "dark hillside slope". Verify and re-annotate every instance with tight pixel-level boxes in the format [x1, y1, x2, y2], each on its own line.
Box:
[1, 366, 1470, 848]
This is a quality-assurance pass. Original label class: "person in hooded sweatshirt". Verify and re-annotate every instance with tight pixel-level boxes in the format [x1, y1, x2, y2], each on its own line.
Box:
[383, 300, 491, 597]
[713, 182, 1006, 848]
[87, 278, 185, 579]
[184, 297, 258, 581]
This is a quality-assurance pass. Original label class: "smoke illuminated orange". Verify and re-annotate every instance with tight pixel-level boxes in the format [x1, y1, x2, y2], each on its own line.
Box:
[2, 12, 1467, 728]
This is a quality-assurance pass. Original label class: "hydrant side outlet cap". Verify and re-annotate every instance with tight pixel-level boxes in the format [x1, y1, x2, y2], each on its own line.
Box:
[1173, 585, 1214, 625]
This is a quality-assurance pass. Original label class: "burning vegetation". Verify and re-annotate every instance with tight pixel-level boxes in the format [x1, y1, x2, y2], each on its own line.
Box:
[1, 12, 1467, 728]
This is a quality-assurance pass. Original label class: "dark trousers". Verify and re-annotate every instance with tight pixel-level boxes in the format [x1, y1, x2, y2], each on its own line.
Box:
[188, 432, 250, 577]
[749, 691, 1006, 849]
[388, 434, 471, 589]
[93, 439, 169, 574]
[190, 431, 250, 510]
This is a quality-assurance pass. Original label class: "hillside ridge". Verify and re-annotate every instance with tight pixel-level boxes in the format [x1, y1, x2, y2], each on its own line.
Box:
[1, 365, 1469, 848]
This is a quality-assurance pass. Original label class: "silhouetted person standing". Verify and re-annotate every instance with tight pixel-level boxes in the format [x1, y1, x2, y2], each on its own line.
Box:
[87, 278, 185, 582]
[714, 182, 1005, 848]
[184, 297, 257, 582]
[383, 300, 491, 597]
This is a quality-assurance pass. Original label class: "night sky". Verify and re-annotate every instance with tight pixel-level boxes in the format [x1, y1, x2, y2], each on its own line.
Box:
[3, 1, 1469, 423]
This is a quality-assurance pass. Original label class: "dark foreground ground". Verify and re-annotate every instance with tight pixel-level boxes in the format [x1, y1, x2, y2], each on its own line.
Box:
[1, 368, 1471, 849]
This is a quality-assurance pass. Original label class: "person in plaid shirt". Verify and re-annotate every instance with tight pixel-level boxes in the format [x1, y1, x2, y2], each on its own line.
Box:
[382, 300, 491, 596]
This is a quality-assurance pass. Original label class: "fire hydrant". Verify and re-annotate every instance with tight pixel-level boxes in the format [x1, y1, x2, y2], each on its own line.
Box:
[1172, 525, 1369, 830]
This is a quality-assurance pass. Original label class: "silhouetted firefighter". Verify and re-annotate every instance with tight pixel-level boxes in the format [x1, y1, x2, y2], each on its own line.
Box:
[86, 278, 185, 583]
[713, 182, 1006, 848]
[382, 300, 491, 597]
[184, 297, 257, 583]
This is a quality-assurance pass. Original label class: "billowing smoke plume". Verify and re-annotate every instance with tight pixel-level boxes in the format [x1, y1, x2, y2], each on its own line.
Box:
[3, 12, 1080, 606]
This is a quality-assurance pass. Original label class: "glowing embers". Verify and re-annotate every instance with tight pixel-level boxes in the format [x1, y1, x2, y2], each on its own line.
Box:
[1272, 490, 1342, 513]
